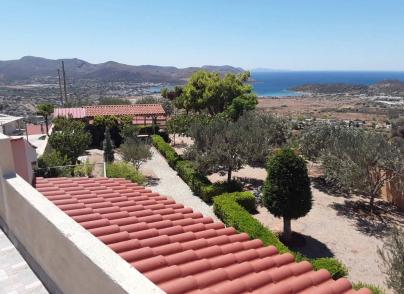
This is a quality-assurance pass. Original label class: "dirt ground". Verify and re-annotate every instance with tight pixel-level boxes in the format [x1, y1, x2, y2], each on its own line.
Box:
[208, 165, 403, 291]
[170, 135, 402, 290]
[257, 96, 387, 122]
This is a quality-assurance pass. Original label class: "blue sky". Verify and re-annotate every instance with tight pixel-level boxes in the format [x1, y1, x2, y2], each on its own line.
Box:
[1, 0, 403, 70]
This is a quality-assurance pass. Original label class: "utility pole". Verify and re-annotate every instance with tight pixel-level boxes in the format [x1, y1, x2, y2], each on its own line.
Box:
[61, 61, 68, 105]
[57, 69, 64, 105]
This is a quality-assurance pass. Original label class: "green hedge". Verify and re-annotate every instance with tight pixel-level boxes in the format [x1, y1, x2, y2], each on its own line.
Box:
[213, 192, 348, 280]
[152, 135, 181, 168]
[152, 135, 242, 203]
[311, 258, 349, 280]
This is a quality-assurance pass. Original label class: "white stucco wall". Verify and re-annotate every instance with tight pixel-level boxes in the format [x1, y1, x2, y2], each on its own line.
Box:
[0, 134, 164, 294]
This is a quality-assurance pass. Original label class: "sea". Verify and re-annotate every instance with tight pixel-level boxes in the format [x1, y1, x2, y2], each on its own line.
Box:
[251, 71, 404, 97]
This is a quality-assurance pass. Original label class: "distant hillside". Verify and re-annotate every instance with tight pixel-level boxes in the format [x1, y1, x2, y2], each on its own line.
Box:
[292, 80, 404, 96]
[291, 83, 368, 94]
[0, 56, 244, 83]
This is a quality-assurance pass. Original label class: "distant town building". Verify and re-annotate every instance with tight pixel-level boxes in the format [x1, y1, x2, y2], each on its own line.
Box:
[0, 114, 24, 135]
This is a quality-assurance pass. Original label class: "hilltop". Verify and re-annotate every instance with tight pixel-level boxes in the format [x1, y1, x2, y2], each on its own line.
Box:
[292, 80, 404, 96]
[0, 56, 244, 83]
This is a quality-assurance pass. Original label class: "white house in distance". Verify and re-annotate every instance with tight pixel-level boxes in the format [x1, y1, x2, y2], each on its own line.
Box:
[0, 113, 24, 135]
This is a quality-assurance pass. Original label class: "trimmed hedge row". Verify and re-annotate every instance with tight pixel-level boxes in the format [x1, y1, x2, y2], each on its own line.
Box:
[213, 192, 349, 280]
[152, 135, 242, 203]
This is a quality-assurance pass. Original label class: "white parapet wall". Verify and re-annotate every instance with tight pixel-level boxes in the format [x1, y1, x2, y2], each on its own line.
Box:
[0, 134, 165, 294]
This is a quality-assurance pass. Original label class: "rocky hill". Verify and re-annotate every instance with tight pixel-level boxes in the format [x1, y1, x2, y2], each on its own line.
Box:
[291, 83, 368, 94]
[0, 56, 244, 83]
[292, 80, 404, 96]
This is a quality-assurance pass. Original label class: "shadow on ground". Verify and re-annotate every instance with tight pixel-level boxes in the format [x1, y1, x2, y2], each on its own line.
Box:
[146, 176, 160, 187]
[284, 232, 335, 259]
[311, 177, 351, 198]
[330, 198, 404, 238]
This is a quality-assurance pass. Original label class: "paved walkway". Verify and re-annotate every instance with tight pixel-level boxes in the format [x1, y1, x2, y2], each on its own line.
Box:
[0, 229, 47, 294]
[140, 147, 218, 222]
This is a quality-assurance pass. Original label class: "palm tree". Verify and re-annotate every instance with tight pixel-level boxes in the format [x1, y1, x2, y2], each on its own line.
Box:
[36, 103, 54, 135]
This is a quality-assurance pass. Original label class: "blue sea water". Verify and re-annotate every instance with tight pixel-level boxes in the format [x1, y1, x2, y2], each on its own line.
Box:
[251, 71, 404, 97]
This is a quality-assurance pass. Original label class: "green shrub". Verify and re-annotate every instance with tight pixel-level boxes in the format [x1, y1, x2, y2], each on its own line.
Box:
[36, 150, 70, 178]
[73, 160, 94, 177]
[175, 160, 210, 194]
[352, 282, 385, 294]
[106, 162, 145, 184]
[201, 180, 244, 203]
[214, 192, 289, 253]
[214, 192, 349, 280]
[311, 258, 348, 279]
[152, 135, 180, 167]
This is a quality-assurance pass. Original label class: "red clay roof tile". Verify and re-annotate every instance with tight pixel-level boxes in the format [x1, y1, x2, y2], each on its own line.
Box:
[84, 104, 165, 116]
[35, 177, 371, 294]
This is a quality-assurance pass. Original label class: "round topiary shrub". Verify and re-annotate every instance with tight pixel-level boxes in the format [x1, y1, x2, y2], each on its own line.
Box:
[263, 148, 312, 241]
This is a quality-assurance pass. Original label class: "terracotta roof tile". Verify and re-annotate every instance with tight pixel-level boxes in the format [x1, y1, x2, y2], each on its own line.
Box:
[35, 177, 371, 294]
[53, 107, 86, 119]
[84, 104, 165, 116]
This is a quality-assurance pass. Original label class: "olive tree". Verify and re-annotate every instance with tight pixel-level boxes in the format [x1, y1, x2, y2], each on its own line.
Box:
[300, 124, 404, 212]
[120, 138, 152, 169]
[187, 117, 246, 182]
[378, 227, 404, 294]
[186, 112, 289, 181]
[263, 148, 312, 241]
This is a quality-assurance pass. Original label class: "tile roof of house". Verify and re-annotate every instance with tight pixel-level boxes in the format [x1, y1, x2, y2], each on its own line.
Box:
[84, 104, 166, 117]
[35, 177, 370, 294]
[53, 104, 166, 119]
[53, 107, 87, 119]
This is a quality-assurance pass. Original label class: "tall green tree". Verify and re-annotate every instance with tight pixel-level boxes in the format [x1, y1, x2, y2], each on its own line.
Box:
[263, 148, 312, 241]
[161, 86, 183, 101]
[103, 127, 115, 163]
[49, 118, 91, 164]
[300, 124, 404, 212]
[36, 103, 54, 135]
[176, 70, 257, 119]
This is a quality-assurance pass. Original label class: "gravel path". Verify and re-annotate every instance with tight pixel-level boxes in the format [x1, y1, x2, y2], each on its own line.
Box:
[140, 147, 218, 222]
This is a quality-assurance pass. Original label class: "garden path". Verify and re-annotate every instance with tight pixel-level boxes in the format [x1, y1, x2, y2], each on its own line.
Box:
[140, 147, 218, 221]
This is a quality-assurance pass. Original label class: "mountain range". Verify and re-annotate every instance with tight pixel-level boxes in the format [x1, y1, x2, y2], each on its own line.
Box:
[0, 56, 244, 83]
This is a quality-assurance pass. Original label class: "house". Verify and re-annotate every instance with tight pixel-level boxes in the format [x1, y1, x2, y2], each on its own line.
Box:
[10, 136, 37, 184]
[53, 104, 167, 127]
[0, 113, 24, 135]
[0, 134, 371, 293]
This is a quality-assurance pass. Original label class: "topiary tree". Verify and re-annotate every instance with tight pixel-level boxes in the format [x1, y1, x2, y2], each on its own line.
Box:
[103, 127, 114, 163]
[263, 148, 312, 241]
